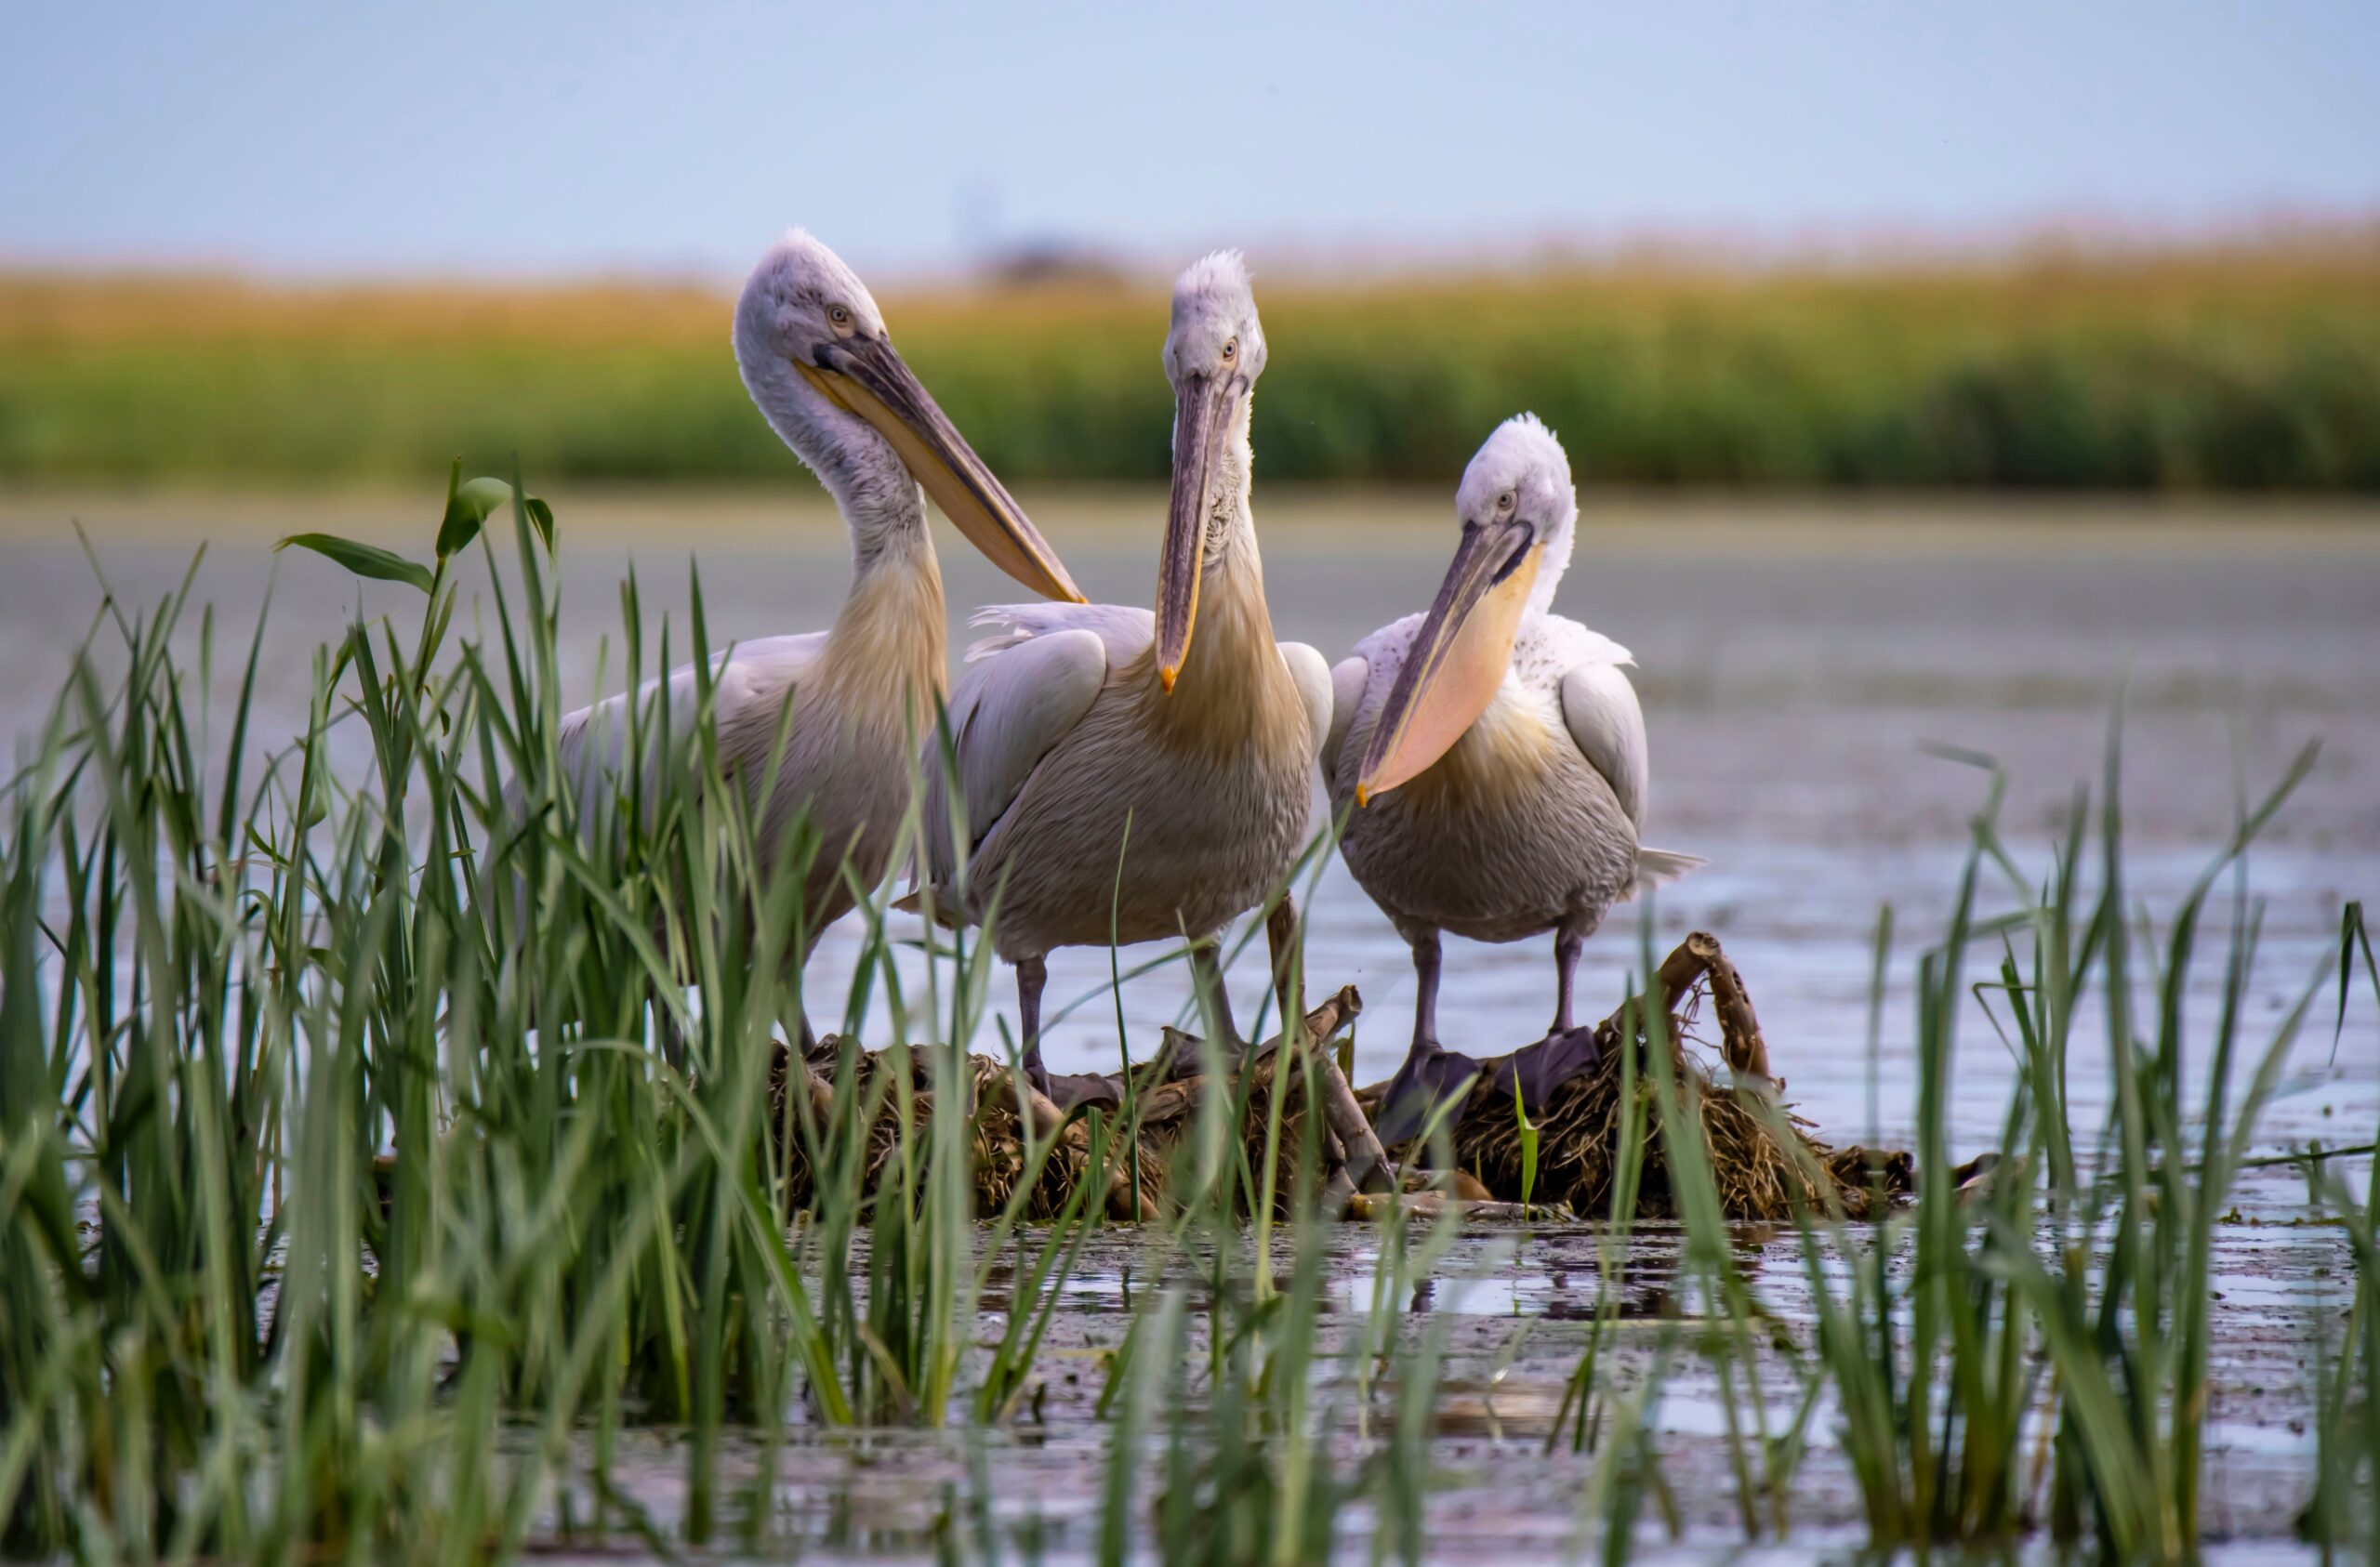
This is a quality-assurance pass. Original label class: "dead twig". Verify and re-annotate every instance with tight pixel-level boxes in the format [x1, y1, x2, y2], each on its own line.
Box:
[1619, 929, 1773, 1085]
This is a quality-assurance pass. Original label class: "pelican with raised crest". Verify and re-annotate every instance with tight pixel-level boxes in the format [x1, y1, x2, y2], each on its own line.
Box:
[916, 253, 1331, 1105]
[1324, 415, 1700, 1138]
[511, 230, 1083, 1045]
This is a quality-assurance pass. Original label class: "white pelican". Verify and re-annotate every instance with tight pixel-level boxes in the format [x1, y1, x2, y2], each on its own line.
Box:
[1322, 415, 1699, 1137]
[515, 230, 1082, 1045]
[916, 253, 1331, 1104]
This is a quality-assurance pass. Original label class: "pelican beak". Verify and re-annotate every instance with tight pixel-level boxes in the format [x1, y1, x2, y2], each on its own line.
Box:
[1156, 370, 1241, 691]
[1354, 515, 1540, 803]
[800, 337, 1084, 602]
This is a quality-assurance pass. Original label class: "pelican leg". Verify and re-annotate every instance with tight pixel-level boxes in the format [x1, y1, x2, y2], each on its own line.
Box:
[1552, 928, 1583, 1034]
[1017, 955, 1051, 1091]
[1018, 954, 1121, 1111]
[789, 919, 831, 1058]
[1503, 924, 1604, 1113]
[1409, 925, 1443, 1049]
[1189, 942, 1241, 1049]
[1377, 926, 1477, 1146]
[1263, 895, 1305, 1049]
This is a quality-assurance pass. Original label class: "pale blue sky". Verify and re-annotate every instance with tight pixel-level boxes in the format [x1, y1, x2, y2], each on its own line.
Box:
[6, 1, 2377, 279]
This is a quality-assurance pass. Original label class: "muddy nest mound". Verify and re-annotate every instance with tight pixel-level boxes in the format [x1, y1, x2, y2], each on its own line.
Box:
[1112, 984, 1389, 1217]
[766, 1045, 1165, 1221]
[1435, 1051, 1911, 1220]
[764, 934, 1915, 1225]
[1389, 933, 1915, 1221]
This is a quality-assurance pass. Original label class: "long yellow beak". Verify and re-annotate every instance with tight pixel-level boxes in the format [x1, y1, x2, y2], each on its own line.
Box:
[1154, 371, 1240, 691]
[1355, 516, 1540, 803]
[800, 338, 1083, 602]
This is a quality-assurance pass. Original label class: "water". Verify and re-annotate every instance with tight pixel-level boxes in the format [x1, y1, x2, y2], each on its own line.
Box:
[6, 484, 2376, 1554]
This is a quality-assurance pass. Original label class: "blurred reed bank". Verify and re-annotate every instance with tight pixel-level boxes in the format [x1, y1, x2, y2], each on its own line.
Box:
[5, 228, 2376, 493]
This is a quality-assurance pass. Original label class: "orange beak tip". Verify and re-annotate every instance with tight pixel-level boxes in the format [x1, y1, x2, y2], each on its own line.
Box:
[1355, 784, 1372, 808]
[1159, 665, 1179, 693]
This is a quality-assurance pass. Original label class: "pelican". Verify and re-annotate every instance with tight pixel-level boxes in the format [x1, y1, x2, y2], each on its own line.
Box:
[515, 230, 1082, 1045]
[1322, 415, 1700, 1137]
[915, 253, 1330, 1104]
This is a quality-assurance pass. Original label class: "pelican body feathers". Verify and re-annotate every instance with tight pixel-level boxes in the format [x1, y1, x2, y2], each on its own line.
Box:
[925, 562, 1329, 963]
[1326, 615, 1651, 948]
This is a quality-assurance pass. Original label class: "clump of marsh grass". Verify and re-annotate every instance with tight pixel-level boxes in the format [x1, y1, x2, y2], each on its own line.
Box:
[2300, 1137, 2380, 1550]
[1739, 729, 2347, 1560]
[0, 470, 1118, 1557]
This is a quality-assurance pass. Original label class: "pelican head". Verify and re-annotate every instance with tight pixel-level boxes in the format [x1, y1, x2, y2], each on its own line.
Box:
[735, 230, 1082, 600]
[1155, 251, 1268, 691]
[1355, 414, 1578, 804]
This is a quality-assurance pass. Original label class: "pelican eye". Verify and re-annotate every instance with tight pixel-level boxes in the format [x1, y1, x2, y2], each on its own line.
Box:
[827, 303, 853, 329]
[1496, 489, 1516, 514]
[1221, 336, 1237, 363]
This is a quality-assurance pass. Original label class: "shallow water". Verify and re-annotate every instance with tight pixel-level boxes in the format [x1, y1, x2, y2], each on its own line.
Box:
[525, 1205, 2352, 1559]
[5, 485, 2376, 1555]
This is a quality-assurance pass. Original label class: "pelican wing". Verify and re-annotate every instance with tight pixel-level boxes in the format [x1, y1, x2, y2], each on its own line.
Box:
[1555, 634, 1704, 889]
[921, 607, 1117, 892]
[1557, 651, 1649, 831]
[518, 632, 827, 828]
[965, 600, 1153, 665]
[1279, 641, 1333, 762]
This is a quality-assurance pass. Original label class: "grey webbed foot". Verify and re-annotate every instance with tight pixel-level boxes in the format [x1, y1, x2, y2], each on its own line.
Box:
[1489, 1025, 1604, 1114]
[1023, 1048, 1122, 1112]
[1374, 1040, 1490, 1146]
[1039, 1070, 1125, 1112]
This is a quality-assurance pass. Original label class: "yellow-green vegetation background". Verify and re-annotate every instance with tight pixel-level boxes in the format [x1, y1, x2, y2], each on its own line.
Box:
[5, 233, 2377, 489]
